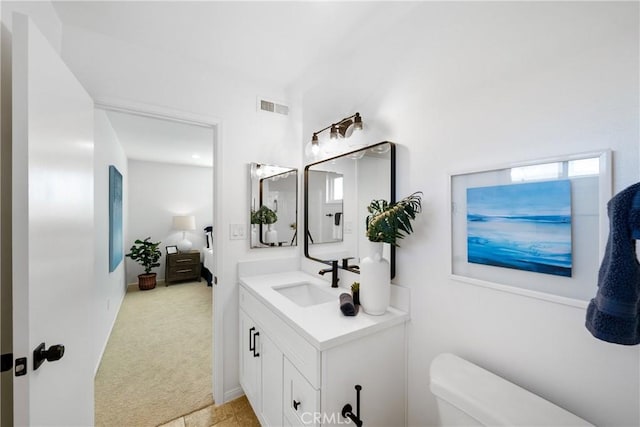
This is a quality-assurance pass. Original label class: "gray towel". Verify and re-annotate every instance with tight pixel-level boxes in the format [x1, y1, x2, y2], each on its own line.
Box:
[585, 182, 640, 345]
[340, 293, 357, 316]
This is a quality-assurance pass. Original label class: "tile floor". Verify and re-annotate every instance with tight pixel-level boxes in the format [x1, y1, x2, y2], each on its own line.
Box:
[158, 396, 260, 427]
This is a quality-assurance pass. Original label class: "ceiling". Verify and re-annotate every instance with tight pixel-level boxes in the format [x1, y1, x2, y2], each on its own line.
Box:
[50, 1, 408, 166]
[51, 1, 399, 90]
[103, 109, 214, 168]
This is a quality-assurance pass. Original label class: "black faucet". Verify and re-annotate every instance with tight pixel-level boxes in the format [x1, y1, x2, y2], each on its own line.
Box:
[342, 257, 359, 271]
[319, 260, 340, 288]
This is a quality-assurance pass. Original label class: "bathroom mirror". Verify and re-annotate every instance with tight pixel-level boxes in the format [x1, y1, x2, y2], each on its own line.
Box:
[304, 141, 395, 276]
[250, 163, 298, 248]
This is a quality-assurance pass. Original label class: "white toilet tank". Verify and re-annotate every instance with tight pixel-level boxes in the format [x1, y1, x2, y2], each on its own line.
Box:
[429, 353, 594, 426]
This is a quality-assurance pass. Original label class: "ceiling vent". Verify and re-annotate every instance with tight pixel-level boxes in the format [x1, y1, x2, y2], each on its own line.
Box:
[258, 98, 289, 116]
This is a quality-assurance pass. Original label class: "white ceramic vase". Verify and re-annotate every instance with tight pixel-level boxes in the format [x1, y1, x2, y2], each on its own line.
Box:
[251, 224, 258, 245]
[265, 224, 278, 245]
[359, 242, 390, 315]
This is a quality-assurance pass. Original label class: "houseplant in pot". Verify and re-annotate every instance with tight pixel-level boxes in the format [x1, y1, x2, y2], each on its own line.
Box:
[251, 205, 278, 245]
[126, 237, 162, 290]
[361, 192, 422, 315]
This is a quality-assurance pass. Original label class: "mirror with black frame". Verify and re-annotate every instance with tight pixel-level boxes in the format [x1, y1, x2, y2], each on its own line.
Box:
[304, 141, 395, 277]
[250, 163, 298, 248]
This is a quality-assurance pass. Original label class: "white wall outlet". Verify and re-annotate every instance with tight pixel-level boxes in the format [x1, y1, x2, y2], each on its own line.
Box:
[230, 224, 246, 240]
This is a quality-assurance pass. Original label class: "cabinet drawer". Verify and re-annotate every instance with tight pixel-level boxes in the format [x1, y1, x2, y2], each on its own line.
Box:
[284, 357, 320, 427]
[167, 266, 198, 280]
[168, 252, 199, 266]
[239, 286, 321, 388]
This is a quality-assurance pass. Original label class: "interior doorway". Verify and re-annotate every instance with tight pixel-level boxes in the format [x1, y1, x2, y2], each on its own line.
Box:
[93, 102, 220, 425]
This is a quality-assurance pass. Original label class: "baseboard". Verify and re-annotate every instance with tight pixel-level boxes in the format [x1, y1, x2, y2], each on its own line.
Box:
[94, 289, 127, 376]
[221, 386, 244, 405]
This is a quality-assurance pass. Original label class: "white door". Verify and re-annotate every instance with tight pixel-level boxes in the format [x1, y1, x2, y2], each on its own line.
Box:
[12, 13, 94, 426]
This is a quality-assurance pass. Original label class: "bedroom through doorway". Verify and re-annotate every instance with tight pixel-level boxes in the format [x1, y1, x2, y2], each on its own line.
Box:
[93, 104, 218, 426]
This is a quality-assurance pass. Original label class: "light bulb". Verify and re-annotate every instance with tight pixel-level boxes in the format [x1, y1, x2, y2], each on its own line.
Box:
[353, 113, 363, 131]
[304, 137, 321, 158]
[330, 125, 339, 140]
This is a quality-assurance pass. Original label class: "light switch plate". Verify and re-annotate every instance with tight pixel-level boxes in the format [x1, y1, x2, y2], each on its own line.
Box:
[229, 224, 246, 240]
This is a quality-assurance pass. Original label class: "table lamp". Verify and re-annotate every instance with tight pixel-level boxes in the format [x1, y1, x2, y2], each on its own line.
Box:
[173, 215, 196, 252]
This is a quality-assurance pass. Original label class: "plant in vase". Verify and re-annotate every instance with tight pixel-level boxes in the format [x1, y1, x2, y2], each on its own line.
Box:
[251, 205, 278, 245]
[361, 192, 422, 315]
[126, 237, 162, 290]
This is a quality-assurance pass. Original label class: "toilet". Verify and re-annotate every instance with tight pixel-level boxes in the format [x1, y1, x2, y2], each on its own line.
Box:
[429, 353, 594, 426]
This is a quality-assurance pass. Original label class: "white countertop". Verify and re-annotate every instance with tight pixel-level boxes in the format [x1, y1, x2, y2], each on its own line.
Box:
[239, 270, 409, 351]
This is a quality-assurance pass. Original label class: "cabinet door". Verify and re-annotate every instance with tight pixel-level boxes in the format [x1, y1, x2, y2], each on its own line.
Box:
[284, 357, 320, 427]
[239, 310, 261, 408]
[260, 333, 283, 427]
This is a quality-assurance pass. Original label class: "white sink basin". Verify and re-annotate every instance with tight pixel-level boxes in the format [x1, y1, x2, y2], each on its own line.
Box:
[274, 282, 336, 307]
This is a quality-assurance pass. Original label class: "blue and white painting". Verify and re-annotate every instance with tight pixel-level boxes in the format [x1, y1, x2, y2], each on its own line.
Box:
[466, 180, 572, 277]
[109, 165, 123, 272]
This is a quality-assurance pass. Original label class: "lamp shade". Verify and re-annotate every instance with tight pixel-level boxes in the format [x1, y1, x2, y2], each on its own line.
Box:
[173, 215, 196, 231]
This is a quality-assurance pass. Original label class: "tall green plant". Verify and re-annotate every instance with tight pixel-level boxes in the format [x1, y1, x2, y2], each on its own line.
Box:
[366, 192, 423, 246]
[126, 237, 162, 274]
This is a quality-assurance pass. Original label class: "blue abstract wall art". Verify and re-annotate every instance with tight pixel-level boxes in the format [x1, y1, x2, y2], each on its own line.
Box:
[466, 180, 572, 277]
[109, 165, 123, 272]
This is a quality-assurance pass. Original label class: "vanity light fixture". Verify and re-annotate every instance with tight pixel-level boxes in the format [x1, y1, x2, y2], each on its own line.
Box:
[306, 112, 364, 157]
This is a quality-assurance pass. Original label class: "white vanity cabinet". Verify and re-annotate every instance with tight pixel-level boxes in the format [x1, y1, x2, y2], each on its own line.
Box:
[239, 280, 407, 427]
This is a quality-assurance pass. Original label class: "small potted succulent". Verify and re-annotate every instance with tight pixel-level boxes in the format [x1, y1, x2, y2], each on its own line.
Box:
[351, 282, 360, 305]
[126, 237, 162, 290]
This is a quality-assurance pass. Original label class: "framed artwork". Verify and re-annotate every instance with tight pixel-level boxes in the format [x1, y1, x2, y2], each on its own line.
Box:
[109, 165, 123, 272]
[466, 180, 572, 277]
[166, 245, 178, 255]
[450, 150, 612, 306]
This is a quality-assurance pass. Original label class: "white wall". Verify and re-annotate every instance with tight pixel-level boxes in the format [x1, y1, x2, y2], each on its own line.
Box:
[126, 159, 213, 284]
[300, 2, 639, 426]
[93, 109, 128, 373]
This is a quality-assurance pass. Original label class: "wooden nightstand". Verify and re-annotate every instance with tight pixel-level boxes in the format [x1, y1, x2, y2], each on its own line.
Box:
[165, 250, 201, 285]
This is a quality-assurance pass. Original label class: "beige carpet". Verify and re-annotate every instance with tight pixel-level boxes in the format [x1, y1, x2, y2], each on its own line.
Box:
[95, 281, 213, 427]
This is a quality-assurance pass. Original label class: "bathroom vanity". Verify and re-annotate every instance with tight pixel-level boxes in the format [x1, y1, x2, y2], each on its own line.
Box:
[239, 271, 408, 426]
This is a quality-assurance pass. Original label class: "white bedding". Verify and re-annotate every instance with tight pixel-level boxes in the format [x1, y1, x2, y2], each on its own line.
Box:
[203, 247, 214, 271]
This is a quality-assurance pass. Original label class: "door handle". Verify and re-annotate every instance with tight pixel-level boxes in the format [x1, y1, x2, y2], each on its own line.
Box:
[33, 342, 65, 371]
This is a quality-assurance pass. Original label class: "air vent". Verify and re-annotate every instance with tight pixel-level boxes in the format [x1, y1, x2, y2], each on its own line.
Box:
[258, 98, 289, 116]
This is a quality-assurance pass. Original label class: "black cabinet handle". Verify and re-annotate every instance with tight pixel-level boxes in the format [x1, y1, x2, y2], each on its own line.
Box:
[252, 332, 260, 357]
[249, 327, 256, 352]
[293, 400, 301, 411]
